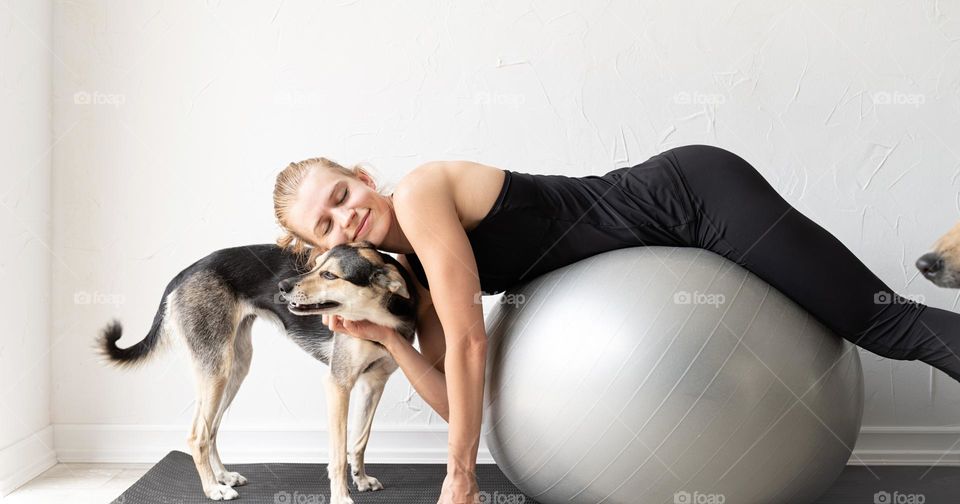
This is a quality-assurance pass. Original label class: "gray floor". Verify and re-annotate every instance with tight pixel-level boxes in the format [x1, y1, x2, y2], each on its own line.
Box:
[816, 465, 958, 503]
[7, 453, 959, 503]
[3, 462, 152, 504]
[111, 451, 542, 503]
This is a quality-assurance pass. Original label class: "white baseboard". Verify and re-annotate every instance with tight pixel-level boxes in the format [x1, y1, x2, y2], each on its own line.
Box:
[0, 425, 57, 497]
[54, 423, 495, 464]
[44, 424, 960, 467]
[851, 426, 960, 466]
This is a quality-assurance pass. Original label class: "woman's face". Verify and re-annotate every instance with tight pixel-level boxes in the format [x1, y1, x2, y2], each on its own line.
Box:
[287, 167, 392, 251]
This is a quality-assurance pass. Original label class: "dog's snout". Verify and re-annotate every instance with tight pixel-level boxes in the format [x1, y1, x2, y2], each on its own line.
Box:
[916, 252, 943, 277]
[278, 278, 294, 295]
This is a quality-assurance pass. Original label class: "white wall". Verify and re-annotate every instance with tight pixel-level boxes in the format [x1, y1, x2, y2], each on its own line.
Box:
[37, 0, 960, 468]
[0, 0, 56, 496]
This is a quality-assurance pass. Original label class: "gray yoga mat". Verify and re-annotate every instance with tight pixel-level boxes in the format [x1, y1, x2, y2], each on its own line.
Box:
[109, 450, 960, 503]
[109, 450, 541, 503]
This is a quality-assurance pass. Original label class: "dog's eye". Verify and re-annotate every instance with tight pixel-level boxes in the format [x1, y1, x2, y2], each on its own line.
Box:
[321, 271, 338, 280]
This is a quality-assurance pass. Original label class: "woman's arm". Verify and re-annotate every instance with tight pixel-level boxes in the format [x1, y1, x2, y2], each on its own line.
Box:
[384, 332, 449, 422]
[396, 253, 446, 375]
[393, 163, 488, 479]
[388, 254, 452, 420]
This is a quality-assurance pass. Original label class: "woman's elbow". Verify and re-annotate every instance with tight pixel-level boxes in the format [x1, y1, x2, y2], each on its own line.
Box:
[447, 336, 488, 353]
[458, 327, 489, 348]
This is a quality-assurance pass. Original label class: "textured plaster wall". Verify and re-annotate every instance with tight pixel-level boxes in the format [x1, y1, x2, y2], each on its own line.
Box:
[1, 0, 53, 469]
[46, 0, 960, 456]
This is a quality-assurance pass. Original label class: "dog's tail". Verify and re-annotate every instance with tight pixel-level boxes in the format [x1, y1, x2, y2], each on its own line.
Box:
[94, 296, 169, 369]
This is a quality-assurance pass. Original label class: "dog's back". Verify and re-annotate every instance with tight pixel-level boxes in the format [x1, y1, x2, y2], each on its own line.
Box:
[95, 244, 336, 369]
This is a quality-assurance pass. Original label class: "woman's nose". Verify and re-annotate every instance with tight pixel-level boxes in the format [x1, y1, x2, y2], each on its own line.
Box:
[333, 207, 357, 230]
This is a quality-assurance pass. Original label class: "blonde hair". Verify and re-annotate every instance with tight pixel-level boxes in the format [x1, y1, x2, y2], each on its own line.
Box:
[274, 157, 387, 268]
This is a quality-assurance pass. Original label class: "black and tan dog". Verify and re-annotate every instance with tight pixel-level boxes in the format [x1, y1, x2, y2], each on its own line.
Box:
[917, 221, 960, 288]
[96, 241, 417, 502]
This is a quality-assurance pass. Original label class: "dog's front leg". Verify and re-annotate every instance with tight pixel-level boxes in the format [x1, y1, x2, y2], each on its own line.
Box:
[349, 368, 390, 492]
[324, 372, 354, 504]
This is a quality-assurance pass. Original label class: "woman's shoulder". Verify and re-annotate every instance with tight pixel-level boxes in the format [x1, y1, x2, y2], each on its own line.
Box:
[395, 160, 506, 232]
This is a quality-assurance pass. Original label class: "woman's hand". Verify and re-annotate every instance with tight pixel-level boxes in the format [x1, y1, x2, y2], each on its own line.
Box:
[437, 470, 480, 504]
[321, 314, 396, 345]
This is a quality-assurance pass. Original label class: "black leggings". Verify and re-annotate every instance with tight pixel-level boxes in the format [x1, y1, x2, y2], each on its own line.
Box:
[655, 144, 960, 383]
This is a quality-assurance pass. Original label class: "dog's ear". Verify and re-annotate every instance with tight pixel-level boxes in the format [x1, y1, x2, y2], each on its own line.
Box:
[307, 247, 333, 271]
[372, 264, 411, 299]
[348, 239, 376, 249]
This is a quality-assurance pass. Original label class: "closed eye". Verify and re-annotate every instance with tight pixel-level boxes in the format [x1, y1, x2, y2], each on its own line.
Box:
[321, 271, 338, 280]
[318, 187, 350, 236]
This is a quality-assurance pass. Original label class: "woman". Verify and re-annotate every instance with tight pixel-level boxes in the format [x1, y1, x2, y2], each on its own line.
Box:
[273, 144, 960, 504]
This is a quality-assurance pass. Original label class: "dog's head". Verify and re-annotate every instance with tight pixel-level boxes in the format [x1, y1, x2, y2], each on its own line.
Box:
[918, 220, 960, 288]
[278, 240, 417, 332]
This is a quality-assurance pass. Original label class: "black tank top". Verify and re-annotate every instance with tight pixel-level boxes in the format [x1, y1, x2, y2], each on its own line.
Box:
[403, 157, 693, 295]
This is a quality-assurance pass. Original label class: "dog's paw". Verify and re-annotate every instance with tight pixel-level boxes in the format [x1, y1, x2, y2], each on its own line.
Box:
[330, 495, 355, 504]
[217, 470, 247, 487]
[353, 474, 384, 492]
[205, 483, 239, 500]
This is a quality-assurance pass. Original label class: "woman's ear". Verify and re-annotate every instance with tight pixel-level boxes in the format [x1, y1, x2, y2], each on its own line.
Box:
[354, 166, 377, 190]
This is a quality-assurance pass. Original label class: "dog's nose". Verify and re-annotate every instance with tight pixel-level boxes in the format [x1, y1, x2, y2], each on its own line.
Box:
[916, 252, 943, 277]
[278, 279, 294, 294]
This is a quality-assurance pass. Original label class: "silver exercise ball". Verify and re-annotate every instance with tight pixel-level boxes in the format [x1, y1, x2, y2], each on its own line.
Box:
[482, 246, 863, 504]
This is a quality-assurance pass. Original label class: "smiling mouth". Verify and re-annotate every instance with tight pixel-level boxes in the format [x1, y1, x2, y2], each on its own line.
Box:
[354, 211, 369, 241]
[288, 300, 341, 314]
